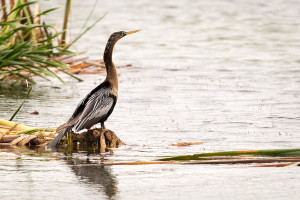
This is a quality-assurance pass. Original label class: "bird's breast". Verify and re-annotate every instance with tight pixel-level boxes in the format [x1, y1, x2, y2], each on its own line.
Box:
[110, 87, 118, 99]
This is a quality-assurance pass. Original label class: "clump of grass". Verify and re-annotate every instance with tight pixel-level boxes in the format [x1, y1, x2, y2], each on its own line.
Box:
[0, 1, 72, 83]
[0, 0, 102, 84]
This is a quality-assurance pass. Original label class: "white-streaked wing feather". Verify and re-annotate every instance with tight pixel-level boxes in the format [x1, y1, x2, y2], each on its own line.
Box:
[74, 86, 114, 131]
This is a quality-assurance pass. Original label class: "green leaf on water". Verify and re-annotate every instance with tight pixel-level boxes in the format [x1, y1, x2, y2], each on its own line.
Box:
[159, 148, 300, 161]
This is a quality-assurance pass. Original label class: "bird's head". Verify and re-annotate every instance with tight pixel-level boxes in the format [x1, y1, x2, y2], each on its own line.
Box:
[109, 30, 141, 42]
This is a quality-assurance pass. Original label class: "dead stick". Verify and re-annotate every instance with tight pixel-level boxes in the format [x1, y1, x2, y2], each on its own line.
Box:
[74, 71, 103, 75]
[55, 51, 87, 61]
[62, 56, 89, 64]
[5, 123, 19, 134]
[84, 61, 106, 68]
[71, 63, 92, 69]
[1, 0, 7, 21]
[0, 133, 5, 140]
[68, 68, 82, 74]
[9, 0, 14, 12]
[55, 54, 76, 62]
[252, 163, 297, 167]
[100, 131, 106, 153]
[69, 61, 86, 68]
[33, 3, 40, 24]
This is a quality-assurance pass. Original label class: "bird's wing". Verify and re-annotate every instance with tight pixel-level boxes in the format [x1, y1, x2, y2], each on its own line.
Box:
[56, 91, 91, 131]
[57, 82, 112, 132]
[73, 86, 115, 131]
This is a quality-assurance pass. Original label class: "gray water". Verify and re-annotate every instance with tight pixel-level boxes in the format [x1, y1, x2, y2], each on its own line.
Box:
[1, 0, 300, 199]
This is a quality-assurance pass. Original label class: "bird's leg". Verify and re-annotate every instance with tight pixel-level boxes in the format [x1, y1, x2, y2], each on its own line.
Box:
[101, 122, 106, 130]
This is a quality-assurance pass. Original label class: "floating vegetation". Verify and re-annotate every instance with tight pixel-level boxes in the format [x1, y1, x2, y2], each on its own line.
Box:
[1, 119, 299, 167]
[155, 148, 300, 167]
[0, 119, 123, 153]
[58, 153, 300, 167]
[0, 119, 55, 146]
[159, 148, 300, 161]
[58, 128, 124, 153]
[169, 142, 203, 147]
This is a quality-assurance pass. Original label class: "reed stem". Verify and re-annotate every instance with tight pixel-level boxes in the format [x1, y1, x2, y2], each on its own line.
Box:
[61, 0, 72, 45]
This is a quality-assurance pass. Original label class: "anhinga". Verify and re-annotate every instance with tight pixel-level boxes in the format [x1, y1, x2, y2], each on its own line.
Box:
[49, 30, 140, 148]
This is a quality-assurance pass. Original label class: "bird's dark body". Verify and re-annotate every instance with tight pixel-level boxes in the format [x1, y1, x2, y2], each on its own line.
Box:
[49, 81, 117, 148]
[49, 30, 140, 148]
[70, 81, 117, 131]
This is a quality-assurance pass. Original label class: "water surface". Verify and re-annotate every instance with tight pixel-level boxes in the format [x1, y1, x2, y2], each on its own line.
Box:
[1, 0, 300, 199]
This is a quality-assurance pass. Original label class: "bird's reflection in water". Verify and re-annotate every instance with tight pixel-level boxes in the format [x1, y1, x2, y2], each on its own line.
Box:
[70, 162, 118, 199]
[0, 145, 119, 200]
[62, 148, 119, 200]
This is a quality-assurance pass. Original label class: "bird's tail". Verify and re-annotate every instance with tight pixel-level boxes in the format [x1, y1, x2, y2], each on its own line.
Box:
[49, 126, 73, 149]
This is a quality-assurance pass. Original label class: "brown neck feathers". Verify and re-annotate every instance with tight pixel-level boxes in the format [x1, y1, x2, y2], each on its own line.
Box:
[103, 38, 119, 95]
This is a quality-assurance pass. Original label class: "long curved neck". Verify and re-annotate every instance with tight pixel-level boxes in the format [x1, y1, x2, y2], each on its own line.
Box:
[103, 38, 118, 94]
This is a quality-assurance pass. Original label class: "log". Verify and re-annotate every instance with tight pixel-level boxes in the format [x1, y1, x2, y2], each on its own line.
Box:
[0, 119, 32, 131]
[69, 128, 123, 153]
[0, 135, 20, 143]
[29, 137, 47, 145]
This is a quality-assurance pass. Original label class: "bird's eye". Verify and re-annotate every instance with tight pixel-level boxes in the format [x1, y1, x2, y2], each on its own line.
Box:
[121, 31, 126, 36]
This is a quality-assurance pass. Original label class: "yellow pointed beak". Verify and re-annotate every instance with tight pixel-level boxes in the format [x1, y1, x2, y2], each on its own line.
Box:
[125, 30, 141, 35]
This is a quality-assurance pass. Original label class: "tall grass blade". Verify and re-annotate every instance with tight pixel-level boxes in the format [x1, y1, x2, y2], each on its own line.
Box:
[7, 1, 36, 19]
[79, 0, 99, 32]
[9, 85, 32, 121]
[65, 14, 106, 49]
[60, 69, 83, 82]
